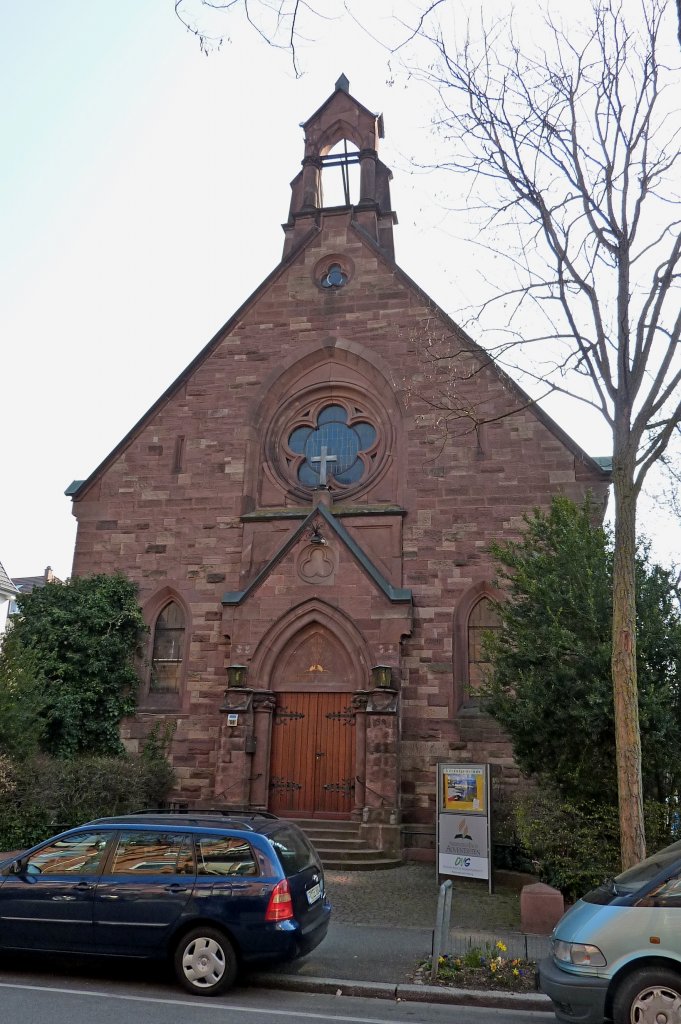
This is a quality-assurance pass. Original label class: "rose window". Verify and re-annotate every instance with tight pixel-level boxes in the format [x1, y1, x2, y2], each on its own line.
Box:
[286, 404, 377, 488]
[320, 263, 347, 289]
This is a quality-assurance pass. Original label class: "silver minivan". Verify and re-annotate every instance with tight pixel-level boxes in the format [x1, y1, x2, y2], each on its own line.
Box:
[539, 838, 681, 1023]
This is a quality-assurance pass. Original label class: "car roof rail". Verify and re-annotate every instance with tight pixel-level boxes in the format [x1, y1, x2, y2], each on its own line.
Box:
[89, 812, 254, 832]
[130, 807, 279, 820]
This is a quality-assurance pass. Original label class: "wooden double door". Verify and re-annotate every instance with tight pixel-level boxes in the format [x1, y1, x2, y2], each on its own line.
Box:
[269, 692, 355, 818]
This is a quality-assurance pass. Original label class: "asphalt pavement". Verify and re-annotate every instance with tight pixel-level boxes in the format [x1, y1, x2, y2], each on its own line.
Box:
[250, 861, 555, 1013]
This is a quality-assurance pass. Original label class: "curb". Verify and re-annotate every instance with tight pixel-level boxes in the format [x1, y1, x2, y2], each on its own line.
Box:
[251, 973, 553, 1012]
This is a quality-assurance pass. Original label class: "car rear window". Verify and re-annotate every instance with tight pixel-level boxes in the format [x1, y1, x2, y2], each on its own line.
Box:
[196, 835, 258, 876]
[269, 826, 317, 877]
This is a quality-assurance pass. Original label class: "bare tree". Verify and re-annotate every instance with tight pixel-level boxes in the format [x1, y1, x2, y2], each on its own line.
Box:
[413, 0, 681, 868]
[173, 0, 448, 70]
[174, 0, 329, 72]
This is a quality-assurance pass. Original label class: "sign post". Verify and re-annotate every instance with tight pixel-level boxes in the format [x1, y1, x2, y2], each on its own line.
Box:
[436, 762, 492, 894]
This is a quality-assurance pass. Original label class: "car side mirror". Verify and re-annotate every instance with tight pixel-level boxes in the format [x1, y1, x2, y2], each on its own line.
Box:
[9, 859, 23, 875]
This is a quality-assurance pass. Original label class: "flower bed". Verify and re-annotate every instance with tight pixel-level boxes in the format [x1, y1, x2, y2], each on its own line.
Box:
[416, 940, 537, 992]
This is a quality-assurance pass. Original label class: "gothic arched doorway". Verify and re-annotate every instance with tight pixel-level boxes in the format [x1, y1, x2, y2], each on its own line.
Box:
[268, 622, 360, 818]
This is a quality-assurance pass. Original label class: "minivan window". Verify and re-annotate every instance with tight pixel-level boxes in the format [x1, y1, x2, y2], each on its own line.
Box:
[614, 839, 681, 893]
[269, 826, 317, 877]
[639, 873, 681, 907]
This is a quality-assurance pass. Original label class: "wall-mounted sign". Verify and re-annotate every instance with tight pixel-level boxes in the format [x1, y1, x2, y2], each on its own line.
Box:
[436, 762, 492, 892]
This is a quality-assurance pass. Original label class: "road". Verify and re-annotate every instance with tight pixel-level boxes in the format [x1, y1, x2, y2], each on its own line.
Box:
[0, 959, 555, 1024]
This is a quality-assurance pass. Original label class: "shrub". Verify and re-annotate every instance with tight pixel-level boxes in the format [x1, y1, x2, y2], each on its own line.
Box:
[0, 647, 45, 760]
[139, 722, 177, 807]
[513, 788, 675, 900]
[0, 750, 176, 853]
[0, 754, 16, 799]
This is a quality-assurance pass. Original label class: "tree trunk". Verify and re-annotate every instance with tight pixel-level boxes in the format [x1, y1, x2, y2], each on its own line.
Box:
[611, 464, 646, 869]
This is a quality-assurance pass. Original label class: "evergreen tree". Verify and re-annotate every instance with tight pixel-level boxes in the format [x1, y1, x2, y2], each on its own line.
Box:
[482, 498, 681, 805]
[0, 574, 146, 757]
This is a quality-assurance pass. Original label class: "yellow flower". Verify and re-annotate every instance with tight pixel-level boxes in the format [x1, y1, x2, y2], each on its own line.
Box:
[438, 956, 446, 964]
[490, 961, 497, 972]
[496, 941, 507, 952]
[513, 968, 519, 976]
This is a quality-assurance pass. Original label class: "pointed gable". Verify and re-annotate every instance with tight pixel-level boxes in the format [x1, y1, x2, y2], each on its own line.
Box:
[222, 504, 411, 607]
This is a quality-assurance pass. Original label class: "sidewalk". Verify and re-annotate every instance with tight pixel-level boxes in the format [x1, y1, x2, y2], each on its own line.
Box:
[250, 861, 554, 1012]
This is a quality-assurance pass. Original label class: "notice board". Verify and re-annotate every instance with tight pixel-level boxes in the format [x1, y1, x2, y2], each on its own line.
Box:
[436, 762, 492, 893]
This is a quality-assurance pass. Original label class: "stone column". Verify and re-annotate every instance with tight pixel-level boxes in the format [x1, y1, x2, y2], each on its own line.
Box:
[301, 156, 322, 210]
[352, 691, 369, 819]
[358, 149, 377, 205]
[249, 691, 276, 809]
[360, 687, 401, 856]
[364, 687, 400, 816]
[216, 687, 254, 808]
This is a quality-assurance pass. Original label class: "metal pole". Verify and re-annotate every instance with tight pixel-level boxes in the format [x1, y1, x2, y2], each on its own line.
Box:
[430, 879, 453, 983]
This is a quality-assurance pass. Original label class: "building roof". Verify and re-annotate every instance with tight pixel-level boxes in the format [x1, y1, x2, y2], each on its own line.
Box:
[0, 560, 18, 600]
[13, 576, 48, 593]
[10, 567, 61, 597]
[65, 215, 611, 503]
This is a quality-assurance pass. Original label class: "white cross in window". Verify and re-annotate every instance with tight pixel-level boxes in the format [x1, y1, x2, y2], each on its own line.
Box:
[311, 445, 337, 486]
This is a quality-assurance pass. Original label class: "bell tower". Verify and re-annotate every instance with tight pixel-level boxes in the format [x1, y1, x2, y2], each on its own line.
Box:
[283, 75, 397, 260]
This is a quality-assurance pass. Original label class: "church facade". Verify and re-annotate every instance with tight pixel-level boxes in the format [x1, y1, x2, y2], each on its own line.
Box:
[68, 80, 609, 858]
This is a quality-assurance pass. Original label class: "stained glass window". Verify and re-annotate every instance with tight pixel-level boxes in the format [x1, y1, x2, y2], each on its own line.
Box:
[321, 263, 347, 288]
[287, 405, 376, 487]
[467, 598, 501, 692]
[150, 601, 185, 693]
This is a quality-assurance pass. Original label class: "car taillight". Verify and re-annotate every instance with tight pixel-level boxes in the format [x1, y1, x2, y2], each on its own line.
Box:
[265, 879, 294, 922]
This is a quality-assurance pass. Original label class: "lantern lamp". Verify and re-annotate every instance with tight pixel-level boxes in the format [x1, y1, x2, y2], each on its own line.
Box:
[371, 664, 393, 688]
[226, 663, 248, 688]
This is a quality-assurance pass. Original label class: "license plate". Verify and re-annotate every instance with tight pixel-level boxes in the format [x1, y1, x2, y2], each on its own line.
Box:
[306, 882, 322, 905]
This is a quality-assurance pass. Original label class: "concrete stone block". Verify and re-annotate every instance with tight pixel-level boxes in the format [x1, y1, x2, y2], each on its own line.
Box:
[520, 882, 565, 935]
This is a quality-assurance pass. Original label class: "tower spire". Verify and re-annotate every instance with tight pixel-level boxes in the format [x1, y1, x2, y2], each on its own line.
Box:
[282, 81, 397, 259]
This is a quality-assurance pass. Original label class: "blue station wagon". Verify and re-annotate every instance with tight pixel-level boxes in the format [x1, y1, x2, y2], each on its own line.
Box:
[0, 811, 331, 995]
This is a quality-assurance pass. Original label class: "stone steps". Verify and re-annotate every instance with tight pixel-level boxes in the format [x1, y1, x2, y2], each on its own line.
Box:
[288, 818, 402, 871]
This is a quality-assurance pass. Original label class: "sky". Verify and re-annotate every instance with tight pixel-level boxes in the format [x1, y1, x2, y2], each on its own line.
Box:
[1, 0, 678, 584]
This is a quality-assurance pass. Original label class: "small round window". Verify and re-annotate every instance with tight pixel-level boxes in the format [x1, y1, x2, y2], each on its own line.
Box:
[286, 404, 377, 488]
[320, 263, 347, 289]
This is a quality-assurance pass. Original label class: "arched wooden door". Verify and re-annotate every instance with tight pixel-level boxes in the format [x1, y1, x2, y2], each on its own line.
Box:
[269, 692, 355, 817]
[268, 624, 358, 819]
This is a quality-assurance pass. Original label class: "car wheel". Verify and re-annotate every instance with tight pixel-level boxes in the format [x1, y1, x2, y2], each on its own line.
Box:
[173, 926, 237, 996]
[613, 966, 681, 1024]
